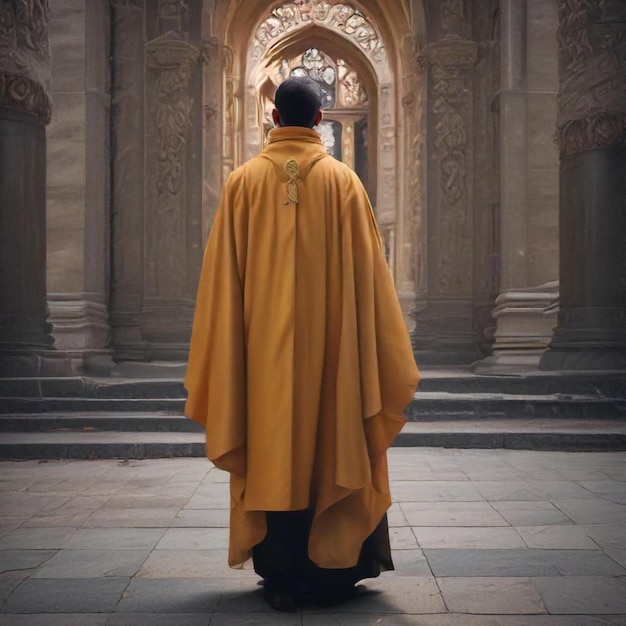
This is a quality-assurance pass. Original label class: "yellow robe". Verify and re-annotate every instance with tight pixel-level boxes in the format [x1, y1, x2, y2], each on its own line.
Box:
[184, 126, 419, 569]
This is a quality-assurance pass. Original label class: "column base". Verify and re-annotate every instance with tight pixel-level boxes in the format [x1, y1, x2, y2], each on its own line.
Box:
[0, 349, 72, 377]
[540, 307, 626, 371]
[475, 282, 559, 374]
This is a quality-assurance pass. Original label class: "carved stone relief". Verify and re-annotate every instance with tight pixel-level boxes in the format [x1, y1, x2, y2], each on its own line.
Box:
[252, 1, 387, 68]
[0, 0, 51, 123]
[420, 35, 477, 295]
[145, 35, 200, 298]
[401, 33, 426, 297]
[201, 35, 222, 238]
[557, 0, 626, 157]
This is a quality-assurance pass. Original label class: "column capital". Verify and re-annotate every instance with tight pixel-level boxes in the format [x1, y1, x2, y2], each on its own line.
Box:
[0, 1, 52, 124]
[556, 0, 626, 157]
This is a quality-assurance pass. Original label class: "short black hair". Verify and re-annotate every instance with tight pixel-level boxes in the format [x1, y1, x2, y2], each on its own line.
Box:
[274, 77, 322, 128]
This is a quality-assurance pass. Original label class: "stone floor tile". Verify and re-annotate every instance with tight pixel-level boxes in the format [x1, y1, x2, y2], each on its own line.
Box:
[0, 527, 74, 550]
[552, 500, 626, 525]
[0, 577, 129, 613]
[600, 493, 626, 505]
[210, 612, 300, 625]
[21, 510, 94, 528]
[135, 549, 257, 579]
[155, 527, 229, 550]
[581, 525, 626, 550]
[576, 481, 626, 496]
[331, 576, 445, 614]
[389, 549, 432, 576]
[438, 577, 546, 614]
[114, 577, 221, 613]
[390, 482, 483, 502]
[82, 508, 179, 528]
[474, 482, 545, 501]
[0, 577, 22, 602]
[302, 617, 626, 626]
[389, 527, 419, 550]
[0, 615, 109, 625]
[604, 548, 626, 568]
[31, 549, 151, 578]
[184, 491, 230, 510]
[425, 548, 626, 577]
[172, 508, 230, 528]
[531, 576, 626, 614]
[515, 525, 600, 549]
[0, 549, 56, 573]
[302, 615, 421, 625]
[387, 506, 409, 528]
[400, 502, 508, 527]
[103, 496, 191, 510]
[205, 468, 229, 483]
[0, 495, 71, 516]
[532, 481, 606, 500]
[489, 501, 573, 526]
[0, 518, 28, 537]
[412, 527, 526, 549]
[107, 614, 214, 626]
[63, 528, 165, 550]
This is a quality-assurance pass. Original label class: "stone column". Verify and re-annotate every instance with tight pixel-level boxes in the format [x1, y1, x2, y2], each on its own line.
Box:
[0, 1, 70, 376]
[540, 0, 626, 371]
[412, 5, 479, 364]
[477, 0, 561, 373]
[46, 0, 113, 374]
[109, 0, 203, 366]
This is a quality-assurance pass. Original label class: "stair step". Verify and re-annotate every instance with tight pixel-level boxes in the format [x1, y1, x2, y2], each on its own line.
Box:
[1, 419, 625, 459]
[0, 413, 204, 433]
[2, 393, 625, 419]
[1, 372, 624, 399]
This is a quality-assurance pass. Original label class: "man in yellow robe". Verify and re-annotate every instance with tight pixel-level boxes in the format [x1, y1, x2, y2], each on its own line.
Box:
[185, 77, 419, 610]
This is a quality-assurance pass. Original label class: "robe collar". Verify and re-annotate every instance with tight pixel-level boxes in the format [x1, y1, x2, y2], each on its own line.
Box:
[268, 126, 323, 145]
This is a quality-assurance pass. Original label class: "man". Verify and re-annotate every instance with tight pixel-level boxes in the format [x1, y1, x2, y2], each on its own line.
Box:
[185, 77, 419, 611]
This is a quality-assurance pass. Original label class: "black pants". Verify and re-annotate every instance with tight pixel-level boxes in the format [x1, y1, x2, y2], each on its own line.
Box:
[252, 510, 393, 594]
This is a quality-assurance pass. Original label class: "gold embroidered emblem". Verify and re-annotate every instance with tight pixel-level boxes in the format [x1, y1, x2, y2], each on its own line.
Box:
[262, 153, 328, 206]
[284, 158, 300, 205]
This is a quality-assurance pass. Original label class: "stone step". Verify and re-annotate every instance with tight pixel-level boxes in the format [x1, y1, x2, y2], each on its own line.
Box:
[0, 413, 204, 433]
[1, 419, 625, 460]
[1, 371, 625, 399]
[2, 392, 626, 419]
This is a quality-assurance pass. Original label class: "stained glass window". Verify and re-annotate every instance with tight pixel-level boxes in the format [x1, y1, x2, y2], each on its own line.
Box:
[277, 47, 368, 110]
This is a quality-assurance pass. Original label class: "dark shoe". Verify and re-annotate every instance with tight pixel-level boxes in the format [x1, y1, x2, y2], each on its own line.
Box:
[262, 588, 297, 612]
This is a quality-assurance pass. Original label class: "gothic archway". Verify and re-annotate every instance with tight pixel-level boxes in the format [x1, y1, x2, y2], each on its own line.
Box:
[211, 0, 426, 330]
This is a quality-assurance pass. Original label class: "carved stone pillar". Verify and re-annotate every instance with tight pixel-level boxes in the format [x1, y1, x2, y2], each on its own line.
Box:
[0, 1, 70, 376]
[46, 0, 114, 374]
[412, 30, 479, 364]
[540, 0, 626, 370]
[110, 0, 203, 365]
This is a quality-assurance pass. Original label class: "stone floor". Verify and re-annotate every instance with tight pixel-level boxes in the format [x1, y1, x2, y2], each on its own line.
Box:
[1, 448, 625, 625]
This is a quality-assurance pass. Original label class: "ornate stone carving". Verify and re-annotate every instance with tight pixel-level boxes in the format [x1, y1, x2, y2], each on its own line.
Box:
[401, 33, 425, 294]
[252, 1, 386, 66]
[420, 35, 477, 294]
[556, 0, 626, 157]
[0, 1, 51, 123]
[144, 34, 200, 297]
[146, 37, 200, 196]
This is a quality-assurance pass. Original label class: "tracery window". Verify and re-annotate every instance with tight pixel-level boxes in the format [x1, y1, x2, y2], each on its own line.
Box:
[276, 47, 368, 111]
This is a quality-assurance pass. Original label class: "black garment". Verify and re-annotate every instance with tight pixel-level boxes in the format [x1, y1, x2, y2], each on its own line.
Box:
[252, 510, 393, 596]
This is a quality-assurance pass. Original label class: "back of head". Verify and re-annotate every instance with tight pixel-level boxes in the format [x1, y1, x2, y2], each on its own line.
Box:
[274, 77, 323, 128]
